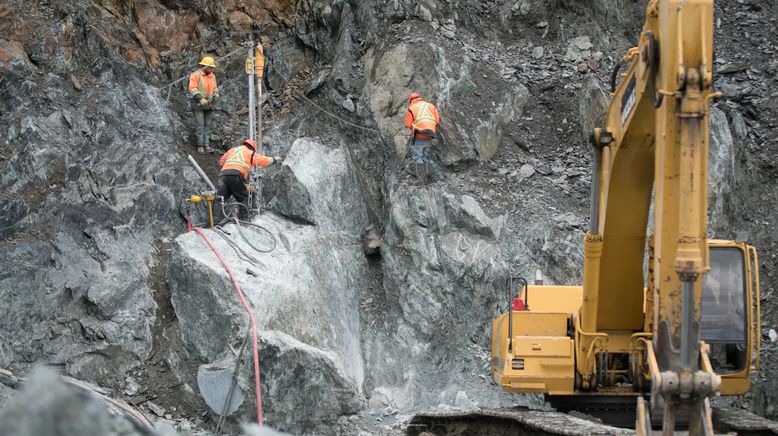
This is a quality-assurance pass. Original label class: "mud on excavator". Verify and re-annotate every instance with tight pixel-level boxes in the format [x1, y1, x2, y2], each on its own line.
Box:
[409, 1, 768, 435]
[491, 0, 761, 434]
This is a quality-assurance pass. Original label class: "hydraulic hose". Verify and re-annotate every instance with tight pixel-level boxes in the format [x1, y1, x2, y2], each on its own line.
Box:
[193, 227, 264, 425]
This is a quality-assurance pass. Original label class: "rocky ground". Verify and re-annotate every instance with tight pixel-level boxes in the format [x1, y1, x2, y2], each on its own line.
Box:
[1, 0, 777, 435]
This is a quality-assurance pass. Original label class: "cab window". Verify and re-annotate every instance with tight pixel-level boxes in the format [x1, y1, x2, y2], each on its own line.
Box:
[701, 247, 747, 373]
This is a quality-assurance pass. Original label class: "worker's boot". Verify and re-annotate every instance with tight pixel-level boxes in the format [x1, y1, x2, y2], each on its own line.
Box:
[203, 127, 213, 153]
[196, 125, 205, 154]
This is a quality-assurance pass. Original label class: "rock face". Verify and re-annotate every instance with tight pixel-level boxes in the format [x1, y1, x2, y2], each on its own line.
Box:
[4, 0, 778, 434]
[708, 106, 750, 235]
[578, 77, 609, 142]
[383, 186, 506, 336]
[364, 42, 529, 164]
[357, 184, 515, 409]
[0, 383, 14, 410]
[0, 0, 196, 383]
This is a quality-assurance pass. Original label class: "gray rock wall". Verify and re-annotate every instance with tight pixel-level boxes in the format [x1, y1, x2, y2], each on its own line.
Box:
[0, 1, 197, 382]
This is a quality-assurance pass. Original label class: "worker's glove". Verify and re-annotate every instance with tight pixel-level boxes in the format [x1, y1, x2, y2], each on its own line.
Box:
[273, 155, 283, 163]
[199, 97, 208, 106]
[213, 91, 220, 100]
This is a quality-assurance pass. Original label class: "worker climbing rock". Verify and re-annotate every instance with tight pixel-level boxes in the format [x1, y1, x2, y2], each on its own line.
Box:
[405, 92, 440, 183]
[188, 56, 219, 154]
[216, 139, 281, 221]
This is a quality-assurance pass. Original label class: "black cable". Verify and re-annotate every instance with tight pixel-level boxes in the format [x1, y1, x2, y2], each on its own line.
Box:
[232, 218, 276, 254]
[645, 31, 664, 108]
[610, 59, 625, 93]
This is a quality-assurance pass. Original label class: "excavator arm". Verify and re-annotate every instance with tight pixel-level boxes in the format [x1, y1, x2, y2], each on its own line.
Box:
[584, 0, 720, 433]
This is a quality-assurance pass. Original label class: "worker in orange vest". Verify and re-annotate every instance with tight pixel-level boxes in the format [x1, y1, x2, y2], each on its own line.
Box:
[188, 56, 219, 154]
[405, 92, 440, 183]
[216, 139, 282, 220]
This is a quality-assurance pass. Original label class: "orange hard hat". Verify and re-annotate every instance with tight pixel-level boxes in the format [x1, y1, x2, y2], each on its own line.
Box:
[408, 92, 422, 104]
[241, 139, 257, 150]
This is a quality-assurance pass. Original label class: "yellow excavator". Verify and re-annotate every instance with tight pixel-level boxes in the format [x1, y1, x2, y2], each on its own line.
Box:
[491, 0, 761, 434]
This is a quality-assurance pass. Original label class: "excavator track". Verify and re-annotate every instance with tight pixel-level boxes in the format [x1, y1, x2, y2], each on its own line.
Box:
[406, 408, 633, 436]
[545, 394, 638, 429]
[406, 406, 778, 435]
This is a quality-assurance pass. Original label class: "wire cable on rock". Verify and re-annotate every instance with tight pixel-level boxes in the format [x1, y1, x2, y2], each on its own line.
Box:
[192, 227, 264, 425]
[270, 66, 382, 133]
[292, 90, 382, 133]
[214, 228, 264, 266]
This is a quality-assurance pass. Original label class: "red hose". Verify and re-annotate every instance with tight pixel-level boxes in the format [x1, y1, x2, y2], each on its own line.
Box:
[193, 227, 264, 425]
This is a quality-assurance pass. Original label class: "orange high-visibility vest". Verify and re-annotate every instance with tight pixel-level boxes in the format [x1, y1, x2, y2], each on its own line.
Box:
[219, 146, 272, 179]
[188, 69, 217, 99]
[406, 100, 440, 139]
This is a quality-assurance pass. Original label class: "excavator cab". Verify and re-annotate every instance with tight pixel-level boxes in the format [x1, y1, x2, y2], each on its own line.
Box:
[701, 241, 760, 394]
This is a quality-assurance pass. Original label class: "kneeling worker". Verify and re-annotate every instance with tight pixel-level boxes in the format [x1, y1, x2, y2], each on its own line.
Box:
[217, 139, 282, 220]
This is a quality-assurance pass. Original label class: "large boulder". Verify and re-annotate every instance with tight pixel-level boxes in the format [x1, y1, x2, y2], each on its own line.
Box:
[264, 137, 370, 234]
[0, 367, 145, 436]
[256, 331, 364, 434]
[169, 213, 367, 388]
[363, 43, 421, 158]
[169, 138, 372, 430]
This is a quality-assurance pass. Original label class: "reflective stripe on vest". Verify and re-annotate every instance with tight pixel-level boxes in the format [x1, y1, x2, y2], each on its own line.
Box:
[191, 70, 215, 98]
[411, 102, 437, 133]
[224, 147, 251, 173]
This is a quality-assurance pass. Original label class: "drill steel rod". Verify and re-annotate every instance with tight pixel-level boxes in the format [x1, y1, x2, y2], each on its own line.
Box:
[187, 154, 216, 191]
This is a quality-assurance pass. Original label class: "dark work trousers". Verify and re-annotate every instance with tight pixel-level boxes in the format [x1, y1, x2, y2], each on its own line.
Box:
[194, 108, 213, 148]
[216, 172, 249, 221]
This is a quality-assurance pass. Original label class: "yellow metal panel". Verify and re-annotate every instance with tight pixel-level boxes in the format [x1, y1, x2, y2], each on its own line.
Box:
[720, 377, 750, 396]
[496, 336, 575, 394]
[600, 331, 634, 353]
[526, 285, 582, 314]
[513, 337, 574, 357]
[508, 313, 570, 336]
